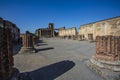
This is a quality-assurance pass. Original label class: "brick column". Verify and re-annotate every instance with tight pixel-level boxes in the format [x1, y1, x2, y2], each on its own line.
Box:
[0, 27, 14, 79]
[90, 35, 120, 71]
[21, 31, 34, 49]
[95, 36, 120, 61]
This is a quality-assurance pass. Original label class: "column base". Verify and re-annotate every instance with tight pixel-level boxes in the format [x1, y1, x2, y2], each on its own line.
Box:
[85, 56, 120, 80]
[90, 56, 120, 71]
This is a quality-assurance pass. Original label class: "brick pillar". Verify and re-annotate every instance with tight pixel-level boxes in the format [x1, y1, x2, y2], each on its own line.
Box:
[95, 36, 120, 61]
[91, 35, 120, 71]
[0, 27, 13, 79]
[21, 31, 33, 48]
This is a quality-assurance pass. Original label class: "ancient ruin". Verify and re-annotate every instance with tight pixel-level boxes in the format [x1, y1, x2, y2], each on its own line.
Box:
[35, 23, 54, 38]
[0, 27, 14, 80]
[78, 16, 120, 41]
[58, 27, 77, 39]
[90, 35, 120, 71]
[20, 31, 34, 48]
[95, 36, 120, 61]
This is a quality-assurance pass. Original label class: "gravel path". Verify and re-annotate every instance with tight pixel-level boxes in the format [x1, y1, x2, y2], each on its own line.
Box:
[14, 38, 105, 80]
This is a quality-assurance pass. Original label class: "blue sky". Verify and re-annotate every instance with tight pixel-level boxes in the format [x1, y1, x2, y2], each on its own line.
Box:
[0, 0, 120, 33]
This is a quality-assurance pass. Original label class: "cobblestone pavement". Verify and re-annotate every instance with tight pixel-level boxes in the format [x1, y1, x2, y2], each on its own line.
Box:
[14, 38, 105, 80]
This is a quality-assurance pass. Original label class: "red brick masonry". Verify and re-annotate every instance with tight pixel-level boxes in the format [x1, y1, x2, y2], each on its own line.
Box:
[95, 36, 120, 61]
[20, 31, 33, 48]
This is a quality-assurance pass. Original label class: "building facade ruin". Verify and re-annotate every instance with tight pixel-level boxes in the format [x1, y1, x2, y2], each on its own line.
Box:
[35, 23, 54, 38]
[58, 27, 77, 39]
[20, 31, 34, 48]
[78, 16, 120, 41]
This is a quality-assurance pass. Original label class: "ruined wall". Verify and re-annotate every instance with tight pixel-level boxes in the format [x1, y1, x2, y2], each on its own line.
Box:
[0, 27, 14, 79]
[35, 23, 54, 38]
[58, 29, 65, 37]
[58, 27, 65, 37]
[48, 23, 54, 37]
[78, 16, 120, 40]
[35, 29, 52, 38]
[58, 27, 77, 38]
[20, 31, 33, 48]
[66, 27, 76, 36]
[95, 36, 120, 61]
[41, 29, 52, 37]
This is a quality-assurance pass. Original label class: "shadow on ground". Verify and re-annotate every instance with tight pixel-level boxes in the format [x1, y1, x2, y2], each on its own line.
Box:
[38, 39, 46, 43]
[20, 60, 75, 80]
[36, 47, 54, 52]
[13, 44, 22, 56]
[36, 43, 48, 46]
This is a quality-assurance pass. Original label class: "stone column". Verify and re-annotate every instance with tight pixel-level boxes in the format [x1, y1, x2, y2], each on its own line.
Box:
[0, 27, 14, 80]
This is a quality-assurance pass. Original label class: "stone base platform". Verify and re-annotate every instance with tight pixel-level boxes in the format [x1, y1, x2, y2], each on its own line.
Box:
[85, 57, 120, 80]
[91, 56, 120, 71]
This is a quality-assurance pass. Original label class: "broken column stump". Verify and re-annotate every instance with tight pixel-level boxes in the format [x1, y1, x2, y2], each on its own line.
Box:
[91, 35, 120, 71]
[86, 35, 120, 80]
[95, 36, 120, 61]
[0, 27, 14, 80]
[20, 31, 35, 53]
[22, 31, 33, 48]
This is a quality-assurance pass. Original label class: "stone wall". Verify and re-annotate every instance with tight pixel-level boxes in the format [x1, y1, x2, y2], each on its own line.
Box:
[78, 16, 120, 41]
[0, 27, 13, 79]
[58, 27, 77, 39]
[35, 23, 54, 38]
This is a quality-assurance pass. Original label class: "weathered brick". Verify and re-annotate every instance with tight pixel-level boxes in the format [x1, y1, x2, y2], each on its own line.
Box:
[0, 27, 13, 79]
[20, 31, 34, 48]
[95, 36, 120, 61]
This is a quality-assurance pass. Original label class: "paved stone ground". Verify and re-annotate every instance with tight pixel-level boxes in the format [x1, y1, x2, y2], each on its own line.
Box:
[14, 38, 105, 80]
